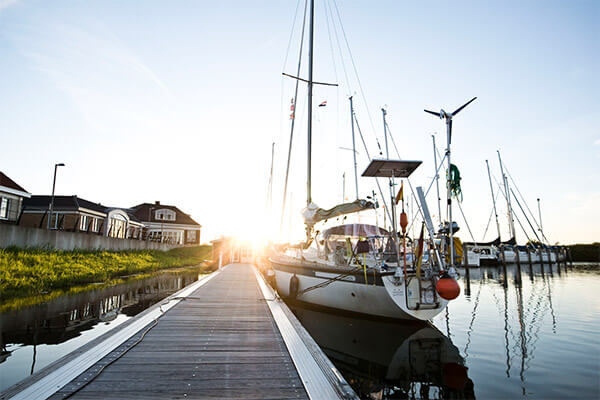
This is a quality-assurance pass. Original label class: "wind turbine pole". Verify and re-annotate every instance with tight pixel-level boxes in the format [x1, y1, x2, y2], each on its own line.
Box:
[349, 96, 359, 200]
[445, 117, 454, 268]
[424, 96, 477, 271]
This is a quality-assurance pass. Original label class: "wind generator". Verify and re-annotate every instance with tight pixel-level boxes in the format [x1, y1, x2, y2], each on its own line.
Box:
[424, 97, 477, 269]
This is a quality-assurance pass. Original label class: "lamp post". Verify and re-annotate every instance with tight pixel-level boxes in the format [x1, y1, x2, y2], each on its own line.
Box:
[48, 163, 65, 230]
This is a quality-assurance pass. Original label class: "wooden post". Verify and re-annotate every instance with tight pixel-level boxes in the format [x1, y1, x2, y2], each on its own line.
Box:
[500, 245, 508, 288]
[538, 246, 545, 277]
[515, 246, 522, 285]
[463, 245, 471, 296]
[547, 247, 554, 277]
[526, 248, 533, 282]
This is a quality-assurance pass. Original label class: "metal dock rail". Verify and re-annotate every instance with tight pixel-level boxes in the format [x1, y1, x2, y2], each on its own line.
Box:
[2, 264, 356, 400]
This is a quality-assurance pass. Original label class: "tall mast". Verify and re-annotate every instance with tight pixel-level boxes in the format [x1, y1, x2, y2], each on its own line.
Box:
[497, 150, 516, 240]
[342, 172, 346, 203]
[349, 96, 359, 200]
[537, 198, 544, 243]
[306, 0, 314, 207]
[267, 142, 275, 209]
[486, 159, 502, 241]
[382, 108, 397, 234]
[432, 134, 442, 226]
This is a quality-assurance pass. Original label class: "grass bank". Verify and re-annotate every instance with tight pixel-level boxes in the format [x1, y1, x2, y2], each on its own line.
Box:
[0, 245, 213, 302]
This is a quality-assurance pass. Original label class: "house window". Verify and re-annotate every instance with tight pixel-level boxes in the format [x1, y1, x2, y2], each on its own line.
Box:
[155, 209, 176, 221]
[80, 215, 89, 231]
[0, 198, 8, 219]
[186, 231, 197, 243]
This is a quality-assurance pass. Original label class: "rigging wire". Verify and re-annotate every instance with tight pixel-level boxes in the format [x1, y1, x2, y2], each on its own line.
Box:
[353, 114, 393, 224]
[493, 177, 533, 244]
[280, 0, 309, 233]
[482, 190, 501, 240]
[279, 0, 305, 162]
[325, 0, 351, 93]
[331, 0, 384, 156]
[504, 165, 550, 244]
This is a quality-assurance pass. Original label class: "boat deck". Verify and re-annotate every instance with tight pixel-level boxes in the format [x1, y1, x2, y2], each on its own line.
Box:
[2, 264, 355, 400]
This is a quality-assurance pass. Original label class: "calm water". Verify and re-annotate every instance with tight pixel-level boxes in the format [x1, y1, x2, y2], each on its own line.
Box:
[292, 263, 600, 400]
[0, 271, 202, 392]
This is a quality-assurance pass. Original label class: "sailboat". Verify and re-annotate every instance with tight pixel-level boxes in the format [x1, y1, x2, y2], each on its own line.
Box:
[463, 152, 567, 266]
[269, 0, 462, 321]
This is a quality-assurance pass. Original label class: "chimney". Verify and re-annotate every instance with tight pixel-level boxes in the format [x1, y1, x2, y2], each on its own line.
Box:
[155, 201, 160, 205]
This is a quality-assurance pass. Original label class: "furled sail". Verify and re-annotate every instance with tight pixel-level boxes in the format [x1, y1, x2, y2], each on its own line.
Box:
[302, 199, 375, 226]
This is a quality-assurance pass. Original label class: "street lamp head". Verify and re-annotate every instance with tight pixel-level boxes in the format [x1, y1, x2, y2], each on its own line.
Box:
[56, 163, 65, 167]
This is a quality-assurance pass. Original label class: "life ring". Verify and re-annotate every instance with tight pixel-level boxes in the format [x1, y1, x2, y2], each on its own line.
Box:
[289, 274, 300, 299]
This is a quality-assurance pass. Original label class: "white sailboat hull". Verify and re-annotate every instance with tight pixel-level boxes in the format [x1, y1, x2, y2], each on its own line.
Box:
[272, 264, 447, 321]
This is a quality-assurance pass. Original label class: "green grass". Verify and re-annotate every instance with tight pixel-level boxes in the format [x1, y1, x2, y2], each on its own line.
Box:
[0, 245, 213, 302]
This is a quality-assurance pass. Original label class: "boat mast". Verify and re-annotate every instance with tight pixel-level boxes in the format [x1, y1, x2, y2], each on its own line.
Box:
[486, 159, 502, 241]
[432, 134, 442, 226]
[497, 150, 516, 241]
[382, 108, 397, 234]
[267, 142, 275, 210]
[349, 96, 359, 200]
[306, 0, 314, 207]
[537, 198, 544, 243]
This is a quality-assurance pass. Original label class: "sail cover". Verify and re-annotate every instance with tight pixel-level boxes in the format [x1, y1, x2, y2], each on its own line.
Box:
[302, 199, 375, 225]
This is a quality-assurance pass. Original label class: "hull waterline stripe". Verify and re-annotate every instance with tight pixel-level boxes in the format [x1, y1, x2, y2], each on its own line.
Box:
[6, 267, 224, 400]
[252, 266, 351, 400]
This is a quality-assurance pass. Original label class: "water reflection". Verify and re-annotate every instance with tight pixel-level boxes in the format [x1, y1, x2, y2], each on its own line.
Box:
[292, 262, 599, 399]
[0, 271, 200, 392]
[291, 305, 475, 399]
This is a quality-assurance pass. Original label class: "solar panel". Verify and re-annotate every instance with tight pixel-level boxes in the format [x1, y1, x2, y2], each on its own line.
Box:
[361, 159, 422, 178]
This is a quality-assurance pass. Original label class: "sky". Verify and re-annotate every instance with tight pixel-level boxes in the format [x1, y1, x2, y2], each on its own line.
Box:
[1, 0, 598, 244]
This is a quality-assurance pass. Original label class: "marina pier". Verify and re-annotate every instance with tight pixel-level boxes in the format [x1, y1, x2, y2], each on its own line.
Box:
[1, 264, 356, 400]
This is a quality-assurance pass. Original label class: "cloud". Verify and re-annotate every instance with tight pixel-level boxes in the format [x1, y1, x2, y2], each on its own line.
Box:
[0, 0, 19, 13]
[9, 19, 179, 139]
[594, 139, 600, 145]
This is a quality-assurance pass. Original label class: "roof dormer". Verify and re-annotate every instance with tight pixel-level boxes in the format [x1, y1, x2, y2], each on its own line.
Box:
[155, 208, 176, 221]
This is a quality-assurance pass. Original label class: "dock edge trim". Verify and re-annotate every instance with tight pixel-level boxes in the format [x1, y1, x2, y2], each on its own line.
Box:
[253, 265, 356, 400]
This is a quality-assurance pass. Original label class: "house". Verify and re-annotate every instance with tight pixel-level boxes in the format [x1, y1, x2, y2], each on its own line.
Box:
[130, 201, 201, 245]
[20, 195, 144, 239]
[0, 172, 31, 224]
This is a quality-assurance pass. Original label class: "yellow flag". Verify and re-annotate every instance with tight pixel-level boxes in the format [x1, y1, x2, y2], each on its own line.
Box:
[395, 181, 404, 205]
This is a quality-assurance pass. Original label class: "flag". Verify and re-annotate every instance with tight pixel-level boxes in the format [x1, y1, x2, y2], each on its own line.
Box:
[319, 100, 327, 107]
[415, 222, 425, 278]
[395, 181, 404, 205]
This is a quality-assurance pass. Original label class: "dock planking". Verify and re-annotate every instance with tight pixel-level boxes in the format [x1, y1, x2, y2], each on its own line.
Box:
[50, 264, 311, 400]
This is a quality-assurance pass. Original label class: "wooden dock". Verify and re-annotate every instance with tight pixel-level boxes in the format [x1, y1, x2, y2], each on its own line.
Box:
[2, 264, 356, 400]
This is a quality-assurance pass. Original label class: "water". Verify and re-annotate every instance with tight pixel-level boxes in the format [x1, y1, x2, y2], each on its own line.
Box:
[291, 263, 600, 399]
[0, 271, 202, 392]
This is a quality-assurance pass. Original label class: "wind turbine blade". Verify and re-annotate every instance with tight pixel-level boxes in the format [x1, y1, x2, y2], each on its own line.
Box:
[448, 119, 453, 144]
[452, 97, 477, 116]
[424, 109, 440, 117]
